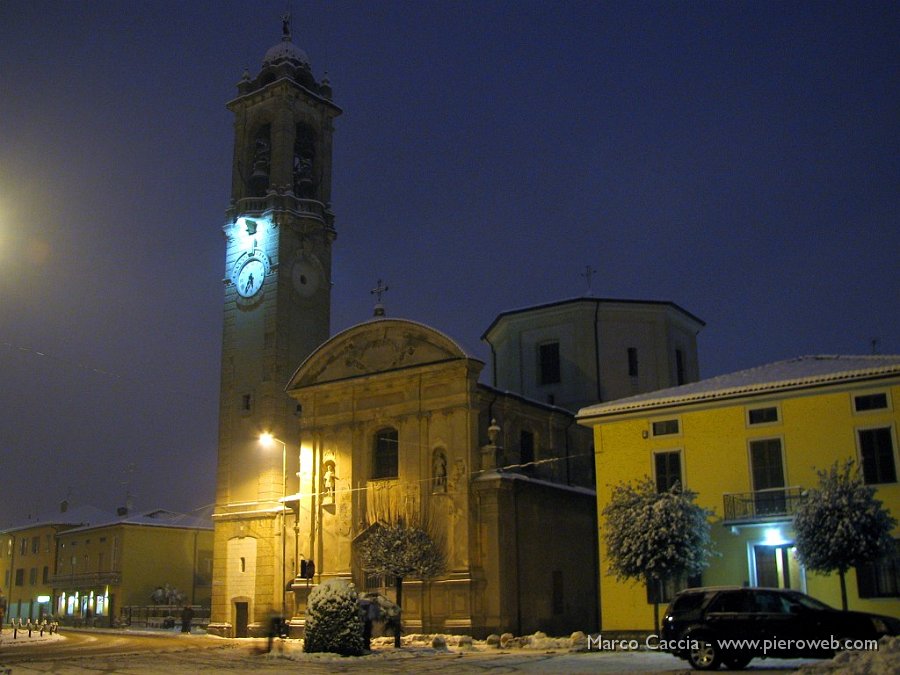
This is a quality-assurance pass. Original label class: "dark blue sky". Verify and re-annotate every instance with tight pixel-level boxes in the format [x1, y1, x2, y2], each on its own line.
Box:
[1, 1, 897, 522]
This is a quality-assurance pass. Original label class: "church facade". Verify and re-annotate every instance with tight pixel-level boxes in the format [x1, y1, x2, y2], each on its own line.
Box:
[283, 318, 598, 637]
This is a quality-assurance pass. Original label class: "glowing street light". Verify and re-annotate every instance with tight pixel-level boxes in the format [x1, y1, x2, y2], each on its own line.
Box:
[260, 432, 287, 617]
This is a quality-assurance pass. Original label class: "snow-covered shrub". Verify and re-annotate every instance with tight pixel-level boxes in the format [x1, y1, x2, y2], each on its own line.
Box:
[431, 635, 448, 650]
[304, 579, 365, 656]
[569, 631, 588, 650]
[793, 460, 896, 609]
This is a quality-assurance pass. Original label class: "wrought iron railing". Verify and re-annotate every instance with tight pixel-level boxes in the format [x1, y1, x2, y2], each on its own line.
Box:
[228, 195, 331, 223]
[723, 486, 805, 523]
[50, 571, 121, 586]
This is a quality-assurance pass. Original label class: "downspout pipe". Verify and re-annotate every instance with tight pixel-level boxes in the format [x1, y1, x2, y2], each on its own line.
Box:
[514, 480, 522, 636]
[593, 300, 602, 402]
[484, 335, 498, 387]
[563, 417, 575, 485]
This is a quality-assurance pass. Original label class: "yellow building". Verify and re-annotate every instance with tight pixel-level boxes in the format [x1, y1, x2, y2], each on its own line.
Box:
[53, 509, 213, 625]
[0, 503, 214, 626]
[1, 504, 110, 622]
[578, 355, 900, 630]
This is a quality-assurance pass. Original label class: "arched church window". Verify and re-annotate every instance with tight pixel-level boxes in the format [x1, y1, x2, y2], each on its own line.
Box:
[372, 427, 398, 479]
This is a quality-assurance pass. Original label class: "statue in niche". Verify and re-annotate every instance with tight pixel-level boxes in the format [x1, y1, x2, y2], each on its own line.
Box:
[293, 155, 313, 195]
[432, 450, 447, 494]
[323, 461, 336, 505]
[249, 128, 271, 196]
[293, 125, 316, 198]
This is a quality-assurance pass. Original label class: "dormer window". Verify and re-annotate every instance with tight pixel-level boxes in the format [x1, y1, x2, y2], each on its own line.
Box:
[854, 392, 889, 413]
[652, 419, 680, 437]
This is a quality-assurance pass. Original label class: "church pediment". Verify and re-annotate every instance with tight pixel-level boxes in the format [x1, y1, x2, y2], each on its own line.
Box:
[287, 319, 471, 389]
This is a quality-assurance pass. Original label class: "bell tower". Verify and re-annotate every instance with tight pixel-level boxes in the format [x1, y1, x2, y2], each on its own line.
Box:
[210, 18, 341, 635]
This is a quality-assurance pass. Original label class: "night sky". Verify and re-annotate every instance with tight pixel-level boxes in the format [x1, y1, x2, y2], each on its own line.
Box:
[1, 1, 897, 524]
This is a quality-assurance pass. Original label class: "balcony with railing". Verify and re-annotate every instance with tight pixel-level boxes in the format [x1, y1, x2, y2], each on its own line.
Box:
[51, 570, 121, 587]
[227, 193, 333, 226]
[722, 486, 805, 524]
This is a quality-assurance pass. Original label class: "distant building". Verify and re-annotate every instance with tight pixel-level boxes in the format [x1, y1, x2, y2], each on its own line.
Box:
[0, 504, 212, 626]
[54, 509, 213, 625]
[0, 503, 109, 622]
[578, 355, 900, 630]
[482, 297, 704, 412]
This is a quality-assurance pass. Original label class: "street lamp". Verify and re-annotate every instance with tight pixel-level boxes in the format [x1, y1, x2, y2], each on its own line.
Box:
[259, 432, 287, 617]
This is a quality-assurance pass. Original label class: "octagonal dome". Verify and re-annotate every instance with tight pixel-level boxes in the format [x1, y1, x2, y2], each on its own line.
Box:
[263, 38, 310, 68]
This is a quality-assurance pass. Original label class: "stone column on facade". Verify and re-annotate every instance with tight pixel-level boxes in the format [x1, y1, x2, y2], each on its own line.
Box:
[471, 473, 517, 636]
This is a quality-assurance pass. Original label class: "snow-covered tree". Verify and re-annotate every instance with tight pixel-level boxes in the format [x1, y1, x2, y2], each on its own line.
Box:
[793, 460, 896, 610]
[303, 578, 365, 656]
[602, 478, 715, 631]
[356, 519, 446, 647]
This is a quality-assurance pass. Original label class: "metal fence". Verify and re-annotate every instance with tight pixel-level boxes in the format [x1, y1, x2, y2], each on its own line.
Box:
[723, 486, 805, 523]
[117, 605, 210, 629]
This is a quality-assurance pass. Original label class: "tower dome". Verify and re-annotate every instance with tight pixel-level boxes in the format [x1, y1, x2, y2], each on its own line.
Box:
[262, 37, 310, 68]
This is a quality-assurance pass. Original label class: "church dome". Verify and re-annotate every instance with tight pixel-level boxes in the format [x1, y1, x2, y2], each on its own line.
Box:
[262, 38, 310, 68]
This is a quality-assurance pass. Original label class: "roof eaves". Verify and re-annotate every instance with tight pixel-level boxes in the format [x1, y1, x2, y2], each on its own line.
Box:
[578, 360, 900, 419]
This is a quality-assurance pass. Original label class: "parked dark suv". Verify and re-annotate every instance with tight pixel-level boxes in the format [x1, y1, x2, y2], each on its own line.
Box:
[660, 586, 900, 670]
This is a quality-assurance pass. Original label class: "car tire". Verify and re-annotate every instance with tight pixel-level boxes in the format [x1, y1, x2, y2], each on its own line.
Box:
[723, 654, 752, 670]
[687, 633, 722, 671]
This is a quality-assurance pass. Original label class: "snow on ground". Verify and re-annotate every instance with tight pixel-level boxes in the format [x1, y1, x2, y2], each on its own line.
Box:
[0, 628, 833, 673]
[0, 629, 63, 648]
[799, 636, 900, 675]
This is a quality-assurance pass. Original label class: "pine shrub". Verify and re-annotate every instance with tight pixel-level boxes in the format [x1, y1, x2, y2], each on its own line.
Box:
[304, 578, 365, 656]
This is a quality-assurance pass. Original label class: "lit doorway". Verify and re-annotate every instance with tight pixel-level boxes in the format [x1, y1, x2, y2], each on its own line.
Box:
[752, 544, 803, 590]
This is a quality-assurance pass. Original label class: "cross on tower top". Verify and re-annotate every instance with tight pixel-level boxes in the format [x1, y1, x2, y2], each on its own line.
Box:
[371, 279, 389, 316]
[581, 265, 597, 296]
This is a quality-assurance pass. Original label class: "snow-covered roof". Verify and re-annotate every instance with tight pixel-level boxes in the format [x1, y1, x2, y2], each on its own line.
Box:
[474, 469, 596, 498]
[481, 296, 704, 340]
[578, 355, 900, 419]
[58, 508, 212, 535]
[1, 504, 114, 533]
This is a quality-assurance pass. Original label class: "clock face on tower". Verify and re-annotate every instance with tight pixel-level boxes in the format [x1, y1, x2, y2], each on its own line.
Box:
[232, 249, 271, 298]
[291, 251, 324, 298]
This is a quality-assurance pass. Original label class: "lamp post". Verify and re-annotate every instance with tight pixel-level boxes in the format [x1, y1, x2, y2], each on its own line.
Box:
[259, 433, 287, 617]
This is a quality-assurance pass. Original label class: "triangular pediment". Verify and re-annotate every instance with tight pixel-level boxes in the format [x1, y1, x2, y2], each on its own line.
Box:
[287, 319, 471, 389]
